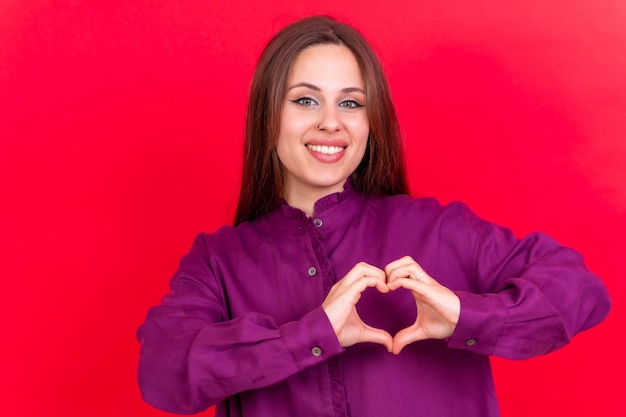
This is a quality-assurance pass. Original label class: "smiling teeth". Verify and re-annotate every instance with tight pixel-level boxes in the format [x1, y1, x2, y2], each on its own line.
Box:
[306, 144, 345, 155]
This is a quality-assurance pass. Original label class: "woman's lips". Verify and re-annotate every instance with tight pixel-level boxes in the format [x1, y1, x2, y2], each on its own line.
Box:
[306, 144, 345, 155]
[305, 143, 347, 163]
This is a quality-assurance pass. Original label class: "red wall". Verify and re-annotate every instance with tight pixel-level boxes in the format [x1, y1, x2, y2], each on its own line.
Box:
[1, 1, 624, 416]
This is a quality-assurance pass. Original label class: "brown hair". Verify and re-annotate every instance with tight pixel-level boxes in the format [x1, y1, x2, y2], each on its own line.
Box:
[234, 15, 408, 225]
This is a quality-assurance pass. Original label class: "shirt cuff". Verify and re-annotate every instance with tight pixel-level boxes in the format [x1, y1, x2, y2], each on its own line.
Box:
[446, 291, 506, 356]
[280, 306, 344, 370]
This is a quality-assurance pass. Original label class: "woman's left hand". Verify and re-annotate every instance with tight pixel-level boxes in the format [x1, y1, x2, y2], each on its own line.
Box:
[385, 256, 461, 355]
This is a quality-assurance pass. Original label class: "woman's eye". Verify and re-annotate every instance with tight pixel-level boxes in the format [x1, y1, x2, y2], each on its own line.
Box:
[339, 100, 364, 109]
[290, 97, 317, 106]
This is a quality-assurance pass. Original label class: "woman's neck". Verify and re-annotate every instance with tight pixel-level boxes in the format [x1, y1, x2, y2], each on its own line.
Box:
[282, 181, 347, 217]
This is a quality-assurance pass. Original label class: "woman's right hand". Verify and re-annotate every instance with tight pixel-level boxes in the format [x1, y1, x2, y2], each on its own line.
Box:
[322, 262, 393, 351]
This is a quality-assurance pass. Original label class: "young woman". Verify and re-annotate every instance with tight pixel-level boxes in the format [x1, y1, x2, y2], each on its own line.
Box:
[137, 16, 611, 417]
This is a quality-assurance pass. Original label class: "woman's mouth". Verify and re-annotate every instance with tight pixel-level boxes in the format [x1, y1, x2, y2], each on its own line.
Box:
[306, 144, 346, 155]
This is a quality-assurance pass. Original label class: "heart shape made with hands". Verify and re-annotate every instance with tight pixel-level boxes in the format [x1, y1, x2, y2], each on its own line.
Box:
[357, 285, 417, 337]
[355, 283, 426, 354]
[324, 259, 460, 354]
[353, 271, 460, 354]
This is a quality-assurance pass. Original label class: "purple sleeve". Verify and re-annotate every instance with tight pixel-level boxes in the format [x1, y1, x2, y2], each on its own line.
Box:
[136, 235, 343, 415]
[447, 213, 611, 359]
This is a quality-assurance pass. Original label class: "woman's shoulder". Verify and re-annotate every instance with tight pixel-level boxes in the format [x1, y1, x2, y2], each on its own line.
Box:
[194, 220, 263, 250]
[196, 223, 237, 244]
[369, 193, 476, 219]
[365, 193, 498, 238]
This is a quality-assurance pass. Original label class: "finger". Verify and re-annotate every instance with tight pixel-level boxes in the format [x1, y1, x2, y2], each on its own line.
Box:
[385, 259, 429, 285]
[387, 265, 428, 283]
[326, 268, 387, 304]
[324, 275, 391, 313]
[342, 262, 386, 286]
[389, 277, 460, 324]
[351, 275, 390, 294]
[362, 325, 393, 352]
[387, 264, 428, 281]
[391, 325, 425, 355]
[387, 273, 430, 293]
[384, 256, 417, 276]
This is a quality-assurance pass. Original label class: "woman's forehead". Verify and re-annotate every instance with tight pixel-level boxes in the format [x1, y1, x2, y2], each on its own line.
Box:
[286, 44, 365, 91]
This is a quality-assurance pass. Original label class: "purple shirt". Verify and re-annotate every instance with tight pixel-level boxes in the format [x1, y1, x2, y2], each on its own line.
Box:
[137, 185, 611, 416]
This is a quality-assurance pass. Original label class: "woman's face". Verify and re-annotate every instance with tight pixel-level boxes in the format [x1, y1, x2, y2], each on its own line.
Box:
[277, 43, 369, 206]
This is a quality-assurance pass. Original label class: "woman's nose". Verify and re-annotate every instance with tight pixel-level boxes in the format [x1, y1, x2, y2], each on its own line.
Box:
[315, 106, 341, 132]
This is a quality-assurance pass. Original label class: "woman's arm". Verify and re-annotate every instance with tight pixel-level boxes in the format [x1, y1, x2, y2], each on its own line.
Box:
[448, 225, 611, 359]
[431, 204, 612, 359]
[380, 201, 611, 359]
[136, 235, 343, 414]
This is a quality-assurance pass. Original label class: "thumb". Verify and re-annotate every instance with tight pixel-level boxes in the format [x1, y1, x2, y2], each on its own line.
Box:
[391, 325, 424, 355]
[362, 325, 393, 352]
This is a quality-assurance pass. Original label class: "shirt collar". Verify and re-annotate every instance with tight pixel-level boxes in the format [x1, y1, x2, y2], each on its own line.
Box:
[262, 179, 365, 234]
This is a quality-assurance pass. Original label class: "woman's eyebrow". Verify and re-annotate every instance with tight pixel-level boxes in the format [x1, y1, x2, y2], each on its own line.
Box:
[287, 82, 365, 94]
[287, 82, 320, 91]
[342, 87, 365, 94]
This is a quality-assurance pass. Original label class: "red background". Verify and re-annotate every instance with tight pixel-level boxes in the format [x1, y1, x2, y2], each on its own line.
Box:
[1, 1, 624, 416]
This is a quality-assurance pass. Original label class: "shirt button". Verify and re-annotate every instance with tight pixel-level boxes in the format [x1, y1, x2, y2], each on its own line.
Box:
[311, 346, 322, 357]
[313, 218, 323, 228]
[465, 338, 477, 346]
[307, 267, 317, 277]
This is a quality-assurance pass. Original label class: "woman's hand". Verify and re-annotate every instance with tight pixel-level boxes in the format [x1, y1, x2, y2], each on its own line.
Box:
[385, 256, 461, 355]
[322, 262, 393, 352]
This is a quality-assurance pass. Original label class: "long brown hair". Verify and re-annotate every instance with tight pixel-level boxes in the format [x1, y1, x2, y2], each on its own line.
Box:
[234, 16, 408, 225]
